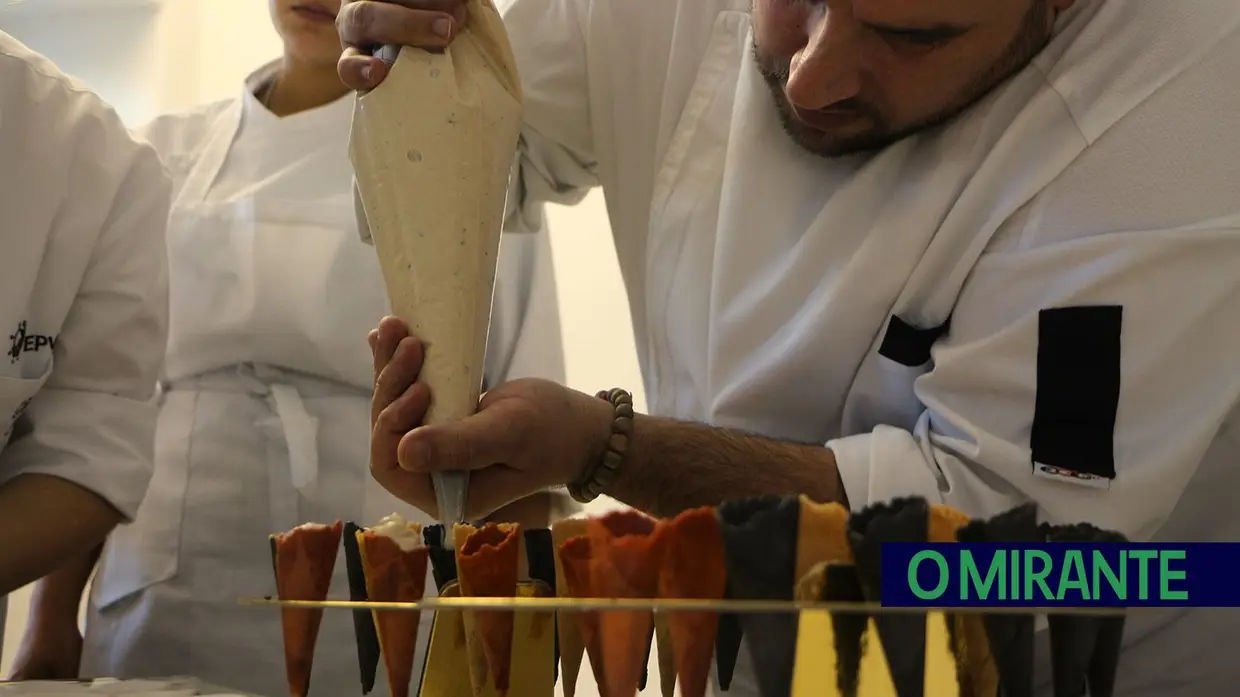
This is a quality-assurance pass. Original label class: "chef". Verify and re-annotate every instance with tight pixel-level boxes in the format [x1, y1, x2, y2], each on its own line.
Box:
[6, 0, 568, 693]
[0, 31, 169, 631]
[342, 0, 1240, 695]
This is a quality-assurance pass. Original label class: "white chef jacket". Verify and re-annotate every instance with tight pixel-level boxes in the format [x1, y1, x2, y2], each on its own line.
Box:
[0, 32, 168, 517]
[81, 61, 563, 697]
[455, 0, 1240, 694]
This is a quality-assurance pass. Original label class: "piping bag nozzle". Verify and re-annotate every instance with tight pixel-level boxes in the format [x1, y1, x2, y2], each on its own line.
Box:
[434, 471, 470, 533]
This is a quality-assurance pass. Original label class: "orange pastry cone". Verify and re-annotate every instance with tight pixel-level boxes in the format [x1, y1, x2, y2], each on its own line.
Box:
[796, 497, 853, 578]
[357, 515, 430, 697]
[551, 518, 590, 697]
[557, 534, 606, 691]
[587, 510, 666, 697]
[271, 521, 343, 697]
[455, 522, 522, 696]
[926, 505, 996, 697]
[658, 507, 726, 697]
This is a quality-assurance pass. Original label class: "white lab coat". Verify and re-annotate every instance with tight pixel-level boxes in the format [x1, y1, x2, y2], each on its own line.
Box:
[0, 32, 169, 647]
[80, 62, 564, 697]
[479, 0, 1240, 694]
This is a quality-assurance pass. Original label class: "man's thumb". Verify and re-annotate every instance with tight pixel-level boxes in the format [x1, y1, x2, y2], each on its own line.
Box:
[397, 409, 511, 474]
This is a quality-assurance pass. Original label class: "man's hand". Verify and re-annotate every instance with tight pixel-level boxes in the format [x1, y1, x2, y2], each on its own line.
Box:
[369, 316, 610, 520]
[337, 0, 468, 90]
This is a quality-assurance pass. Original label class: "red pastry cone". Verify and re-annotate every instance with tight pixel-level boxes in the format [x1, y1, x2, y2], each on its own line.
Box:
[357, 516, 430, 697]
[587, 510, 667, 697]
[455, 522, 522, 696]
[272, 521, 344, 697]
[551, 518, 590, 697]
[658, 507, 727, 697]
[558, 534, 606, 691]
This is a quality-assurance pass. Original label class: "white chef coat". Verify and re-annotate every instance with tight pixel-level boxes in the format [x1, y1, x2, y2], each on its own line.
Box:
[80, 61, 564, 697]
[460, 0, 1240, 694]
[0, 32, 169, 642]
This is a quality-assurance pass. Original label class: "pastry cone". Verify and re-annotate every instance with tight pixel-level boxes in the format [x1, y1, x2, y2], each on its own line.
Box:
[847, 497, 930, 697]
[1043, 523, 1129, 697]
[795, 497, 852, 579]
[587, 510, 667, 697]
[522, 529, 561, 685]
[796, 561, 868, 697]
[423, 524, 461, 592]
[270, 521, 343, 697]
[956, 503, 1041, 697]
[654, 613, 676, 697]
[659, 506, 727, 697]
[715, 598, 745, 692]
[343, 522, 382, 694]
[792, 499, 859, 697]
[551, 519, 590, 697]
[358, 515, 430, 697]
[557, 533, 606, 691]
[455, 522, 522, 696]
[717, 495, 800, 697]
[925, 505, 997, 697]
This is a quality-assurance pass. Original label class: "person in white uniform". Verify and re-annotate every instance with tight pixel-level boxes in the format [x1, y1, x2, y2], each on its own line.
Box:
[8, 1, 568, 694]
[344, 0, 1240, 695]
[0, 29, 169, 636]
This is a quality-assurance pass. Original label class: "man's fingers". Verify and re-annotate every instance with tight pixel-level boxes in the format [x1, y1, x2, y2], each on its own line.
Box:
[337, 1, 465, 53]
[340, 49, 389, 91]
[372, 339, 425, 423]
[373, 382, 431, 442]
[371, 317, 405, 385]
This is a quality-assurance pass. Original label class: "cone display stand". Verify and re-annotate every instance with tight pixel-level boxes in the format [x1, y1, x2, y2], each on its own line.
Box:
[252, 498, 1129, 697]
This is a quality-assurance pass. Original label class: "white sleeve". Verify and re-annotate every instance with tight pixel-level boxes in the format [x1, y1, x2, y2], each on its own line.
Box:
[0, 85, 171, 521]
[483, 227, 566, 386]
[499, 0, 599, 235]
[830, 221, 1240, 541]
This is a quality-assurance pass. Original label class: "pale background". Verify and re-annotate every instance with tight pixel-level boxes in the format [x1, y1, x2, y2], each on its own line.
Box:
[0, 0, 650, 693]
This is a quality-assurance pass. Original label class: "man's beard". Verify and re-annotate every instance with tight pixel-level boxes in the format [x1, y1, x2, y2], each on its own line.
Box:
[755, 1, 1054, 158]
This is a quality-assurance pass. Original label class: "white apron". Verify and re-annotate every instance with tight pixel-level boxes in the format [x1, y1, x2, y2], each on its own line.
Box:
[81, 96, 436, 697]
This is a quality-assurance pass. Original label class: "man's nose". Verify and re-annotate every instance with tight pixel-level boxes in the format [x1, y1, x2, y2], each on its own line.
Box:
[785, 12, 863, 111]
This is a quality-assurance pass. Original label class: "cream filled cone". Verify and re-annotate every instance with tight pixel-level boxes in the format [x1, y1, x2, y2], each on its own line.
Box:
[349, 0, 524, 523]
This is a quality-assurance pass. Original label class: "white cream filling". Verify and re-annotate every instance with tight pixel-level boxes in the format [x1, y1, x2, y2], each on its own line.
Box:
[370, 513, 425, 552]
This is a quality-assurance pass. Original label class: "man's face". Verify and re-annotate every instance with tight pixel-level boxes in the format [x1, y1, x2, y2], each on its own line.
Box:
[751, 0, 1073, 157]
[270, 0, 344, 68]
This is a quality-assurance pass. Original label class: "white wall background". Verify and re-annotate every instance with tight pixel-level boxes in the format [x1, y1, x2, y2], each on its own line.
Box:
[0, 0, 648, 692]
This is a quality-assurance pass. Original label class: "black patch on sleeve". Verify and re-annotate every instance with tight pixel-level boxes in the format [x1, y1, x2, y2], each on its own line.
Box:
[877, 315, 951, 367]
[1031, 306, 1122, 480]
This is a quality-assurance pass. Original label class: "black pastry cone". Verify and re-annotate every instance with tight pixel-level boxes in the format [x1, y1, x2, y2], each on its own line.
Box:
[343, 522, 382, 694]
[423, 524, 459, 592]
[715, 594, 744, 691]
[423, 524, 444, 549]
[955, 504, 1040, 697]
[847, 497, 931, 697]
[1042, 523, 1129, 697]
[638, 622, 654, 691]
[717, 495, 801, 697]
[819, 563, 868, 697]
[523, 528, 561, 685]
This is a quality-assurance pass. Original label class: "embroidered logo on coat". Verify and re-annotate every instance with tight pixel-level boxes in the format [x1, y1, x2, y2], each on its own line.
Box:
[8, 321, 57, 363]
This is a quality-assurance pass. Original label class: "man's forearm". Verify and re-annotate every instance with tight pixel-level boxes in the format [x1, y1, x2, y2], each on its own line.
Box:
[27, 544, 101, 630]
[605, 414, 847, 519]
[0, 474, 121, 595]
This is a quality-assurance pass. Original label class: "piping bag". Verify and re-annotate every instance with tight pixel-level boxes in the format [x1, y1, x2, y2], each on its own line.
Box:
[349, 0, 525, 531]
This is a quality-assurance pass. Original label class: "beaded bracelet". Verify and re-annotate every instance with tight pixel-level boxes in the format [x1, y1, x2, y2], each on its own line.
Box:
[567, 388, 634, 504]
